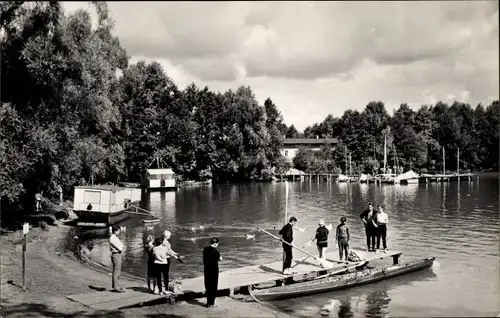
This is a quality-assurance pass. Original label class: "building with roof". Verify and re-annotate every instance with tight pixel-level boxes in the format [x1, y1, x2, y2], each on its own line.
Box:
[143, 168, 176, 190]
[280, 137, 338, 162]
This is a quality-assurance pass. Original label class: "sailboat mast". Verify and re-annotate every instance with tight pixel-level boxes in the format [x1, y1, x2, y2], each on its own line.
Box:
[383, 132, 387, 173]
[345, 145, 347, 175]
[349, 153, 352, 176]
[442, 146, 445, 175]
[393, 144, 396, 172]
[457, 148, 460, 174]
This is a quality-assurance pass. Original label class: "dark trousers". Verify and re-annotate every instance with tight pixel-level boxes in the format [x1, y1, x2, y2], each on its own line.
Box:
[111, 252, 122, 289]
[338, 238, 349, 261]
[376, 224, 387, 249]
[204, 267, 219, 306]
[155, 262, 170, 292]
[282, 244, 293, 270]
[365, 226, 376, 250]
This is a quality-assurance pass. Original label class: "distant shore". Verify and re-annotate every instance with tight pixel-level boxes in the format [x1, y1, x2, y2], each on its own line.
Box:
[0, 221, 292, 317]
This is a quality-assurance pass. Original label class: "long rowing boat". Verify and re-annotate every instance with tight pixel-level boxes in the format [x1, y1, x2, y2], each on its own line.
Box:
[250, 256, 435, 301]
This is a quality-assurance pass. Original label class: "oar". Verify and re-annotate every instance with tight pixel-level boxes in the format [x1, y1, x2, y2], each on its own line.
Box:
[257, 227, 335, 269]
[313, 260, 368, 280]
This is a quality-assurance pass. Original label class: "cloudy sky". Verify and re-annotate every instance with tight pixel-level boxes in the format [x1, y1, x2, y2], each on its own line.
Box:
[63, 1, 499, 130]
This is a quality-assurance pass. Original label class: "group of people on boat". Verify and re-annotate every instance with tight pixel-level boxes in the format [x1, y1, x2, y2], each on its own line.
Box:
[279, 203, 388, 274]
[108, 225, 222, 308]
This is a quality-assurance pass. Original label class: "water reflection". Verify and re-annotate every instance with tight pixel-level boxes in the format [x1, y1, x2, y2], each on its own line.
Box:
[79, 174, 499, 316]
[337, 296, 354, 318]
[365, 289, 390, 318]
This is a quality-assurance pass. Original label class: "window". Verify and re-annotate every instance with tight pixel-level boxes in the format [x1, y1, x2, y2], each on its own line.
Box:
[84, 190, 101, 204]
[285, 150, 289, 157]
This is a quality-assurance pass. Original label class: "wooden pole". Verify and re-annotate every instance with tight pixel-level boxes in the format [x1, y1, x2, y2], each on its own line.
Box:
[22, 233, 27, 291]
[283, 181, 289, 271]
[285, 181, 289, 222]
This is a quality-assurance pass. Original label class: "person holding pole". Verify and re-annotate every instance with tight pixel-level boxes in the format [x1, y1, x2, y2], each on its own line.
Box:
[109, 225, 125, 292]
[279, 216, 298, 275]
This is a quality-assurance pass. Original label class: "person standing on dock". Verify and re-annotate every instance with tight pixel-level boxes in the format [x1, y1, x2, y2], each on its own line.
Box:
[336, 217, 350, 262]
[109, 225, 125, 292]
[279, 216, 297, 274]
[153, 230, 180, 295]
[360, 203, 377, 251]
[312, 220, 329, 261]
[374, 205, 389, 252]
[203, 237, 222, 308]
[145, 235, 157, 293]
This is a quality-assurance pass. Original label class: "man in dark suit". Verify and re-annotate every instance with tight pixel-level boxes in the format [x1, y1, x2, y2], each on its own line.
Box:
[279, 216, 298, 274]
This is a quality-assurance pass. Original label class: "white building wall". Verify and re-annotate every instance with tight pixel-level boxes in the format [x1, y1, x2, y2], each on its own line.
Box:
[280, 147, 321, 162]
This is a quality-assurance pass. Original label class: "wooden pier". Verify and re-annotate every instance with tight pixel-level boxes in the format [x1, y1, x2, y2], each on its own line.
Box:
[419, 173, 478, 183]
[67, 248, 401, 310]
[280, 172, 478, 184]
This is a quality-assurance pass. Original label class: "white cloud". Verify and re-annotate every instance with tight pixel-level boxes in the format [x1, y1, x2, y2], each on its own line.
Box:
[62, 1, 499, 130]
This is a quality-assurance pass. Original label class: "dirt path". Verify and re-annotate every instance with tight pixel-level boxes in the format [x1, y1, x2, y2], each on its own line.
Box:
[0, 223, 294, 317]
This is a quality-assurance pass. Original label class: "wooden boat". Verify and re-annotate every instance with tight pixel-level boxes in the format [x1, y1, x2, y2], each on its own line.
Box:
[250, 256, 435, 301]
[141, 218, 160, 224]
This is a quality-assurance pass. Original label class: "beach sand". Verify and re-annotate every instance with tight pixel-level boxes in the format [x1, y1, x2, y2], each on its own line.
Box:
[0, 222, 293, 317]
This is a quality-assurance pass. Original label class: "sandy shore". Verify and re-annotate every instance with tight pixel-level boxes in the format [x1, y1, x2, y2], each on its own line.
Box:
[0, 222, 294, 317]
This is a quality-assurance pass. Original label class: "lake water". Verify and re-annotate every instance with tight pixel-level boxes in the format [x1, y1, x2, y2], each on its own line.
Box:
[75, 173, 500, 317]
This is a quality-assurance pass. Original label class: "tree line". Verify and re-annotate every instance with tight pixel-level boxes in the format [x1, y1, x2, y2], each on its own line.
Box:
[290, 100, 499, 175]
[1, 3, 498, 217]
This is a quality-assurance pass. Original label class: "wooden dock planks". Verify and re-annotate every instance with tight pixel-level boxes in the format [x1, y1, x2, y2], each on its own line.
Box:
[67, 248, 401, 310]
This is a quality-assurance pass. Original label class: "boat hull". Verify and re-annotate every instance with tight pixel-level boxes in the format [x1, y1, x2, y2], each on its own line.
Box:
[251, 257, 435, 301]
[75, 210, 130, 227]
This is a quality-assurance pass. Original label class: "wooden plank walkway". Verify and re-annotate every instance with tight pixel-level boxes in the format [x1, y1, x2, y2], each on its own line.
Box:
[67, 248, 401, 310]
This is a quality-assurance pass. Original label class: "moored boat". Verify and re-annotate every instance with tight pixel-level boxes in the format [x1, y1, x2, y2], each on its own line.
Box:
[73, 185, 141, 227]
[250, 256, 435, 301]
[336, 174, 351, 182]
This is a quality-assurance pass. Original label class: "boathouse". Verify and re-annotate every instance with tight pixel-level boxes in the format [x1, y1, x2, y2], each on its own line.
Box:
[280, 137, 338, 162]
[144, 168, 176, 190]
[73, 185, 141, 226]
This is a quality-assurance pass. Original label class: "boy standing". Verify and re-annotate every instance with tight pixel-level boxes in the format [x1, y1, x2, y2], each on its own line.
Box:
[375, 205, 389, 252]
[312, 220, 329, 260]
[336, 217, 350, 263]
[109, 225, 125, 292]
[145, 235, 156, 293]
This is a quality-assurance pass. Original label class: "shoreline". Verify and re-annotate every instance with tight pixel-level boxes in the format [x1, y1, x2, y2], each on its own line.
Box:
[0, 222, 293, 317]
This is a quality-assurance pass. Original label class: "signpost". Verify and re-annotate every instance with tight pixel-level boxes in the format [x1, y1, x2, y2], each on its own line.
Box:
[22, 222, 29, 291]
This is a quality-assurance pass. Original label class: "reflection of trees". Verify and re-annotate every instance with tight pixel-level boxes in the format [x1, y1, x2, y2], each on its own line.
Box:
[365, 289, 390, 317]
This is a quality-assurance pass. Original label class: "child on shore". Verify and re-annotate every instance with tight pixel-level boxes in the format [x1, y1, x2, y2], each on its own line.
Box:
[336, 217, 350, 263]
[145, 235, 156, 293]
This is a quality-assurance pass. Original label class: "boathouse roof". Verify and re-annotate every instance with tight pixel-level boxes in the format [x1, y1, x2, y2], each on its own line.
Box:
[74, 185, 126, 192]
[283, 138, 338, 145]
[147, 168, 175, 175]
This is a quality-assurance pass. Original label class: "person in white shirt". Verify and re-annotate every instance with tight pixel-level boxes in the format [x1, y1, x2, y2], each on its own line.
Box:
[109, 225, 125, 292]
[153, 230, 180, 295]
[374, 205, 389, 252]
